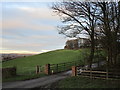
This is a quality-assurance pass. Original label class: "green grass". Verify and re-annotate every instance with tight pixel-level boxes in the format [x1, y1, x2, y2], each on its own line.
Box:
[2, 49, 106, 82]
[56, 76, 120, 88]
[3, 73, 47, 82]
[2, 49, 91, 82]
[2, 49, 106, 74]
[2, 49, 90, 74]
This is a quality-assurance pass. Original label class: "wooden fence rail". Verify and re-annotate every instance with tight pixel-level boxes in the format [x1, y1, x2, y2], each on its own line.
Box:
[72, 66, 120, 79]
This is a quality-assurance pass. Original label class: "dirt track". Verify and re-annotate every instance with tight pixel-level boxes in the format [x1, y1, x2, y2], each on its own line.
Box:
[2, 71, 72, 89]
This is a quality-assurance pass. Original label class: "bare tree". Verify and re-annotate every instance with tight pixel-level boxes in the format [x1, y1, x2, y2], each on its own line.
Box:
[96, 1, 120, 66]
[52, 1, 98, 69]
[51, 1, 120, 69]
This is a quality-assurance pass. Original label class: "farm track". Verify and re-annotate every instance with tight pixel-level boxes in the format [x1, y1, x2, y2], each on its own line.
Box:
[2, 70, 72, 89]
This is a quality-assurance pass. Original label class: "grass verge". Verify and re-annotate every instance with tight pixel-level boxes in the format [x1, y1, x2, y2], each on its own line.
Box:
[3, 73, 47, 82]
[56, 76, 120, 88]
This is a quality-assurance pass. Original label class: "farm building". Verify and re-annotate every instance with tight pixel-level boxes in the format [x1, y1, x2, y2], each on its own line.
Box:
[64, 38, 90, 49]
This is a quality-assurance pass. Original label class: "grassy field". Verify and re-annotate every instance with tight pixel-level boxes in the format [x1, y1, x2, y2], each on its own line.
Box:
[3, 49, 87, 66]
[2, 49, 89, 82]
[2, 49, 91, 74]
[2, 49, 106, 82]
[55, 76, 120, 88]
[2, 49, 106, 74]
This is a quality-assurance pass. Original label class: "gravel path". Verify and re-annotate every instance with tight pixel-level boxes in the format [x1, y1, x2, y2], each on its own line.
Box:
[2, 71, 72, 89]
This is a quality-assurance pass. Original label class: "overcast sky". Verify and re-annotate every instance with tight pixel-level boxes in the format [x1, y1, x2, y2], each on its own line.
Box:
[1, 1, 70, 54]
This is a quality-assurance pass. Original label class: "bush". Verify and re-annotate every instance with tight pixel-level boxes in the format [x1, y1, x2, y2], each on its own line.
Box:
[2, 67, 16, 78]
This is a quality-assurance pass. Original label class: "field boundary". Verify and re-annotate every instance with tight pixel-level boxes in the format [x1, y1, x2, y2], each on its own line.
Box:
[44, 60, 83, 75]
[72, 66, 120, 79]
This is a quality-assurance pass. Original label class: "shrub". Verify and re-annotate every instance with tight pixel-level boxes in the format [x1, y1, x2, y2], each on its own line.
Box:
[2, 66, 16, 78]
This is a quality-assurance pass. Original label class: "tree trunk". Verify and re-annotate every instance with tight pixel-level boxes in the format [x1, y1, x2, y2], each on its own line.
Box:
[88, 32, 95, 69]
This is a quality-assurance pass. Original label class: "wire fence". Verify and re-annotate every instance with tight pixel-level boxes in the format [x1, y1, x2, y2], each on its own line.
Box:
[17, 66, 45, 75]
[50, 60, 83, 74]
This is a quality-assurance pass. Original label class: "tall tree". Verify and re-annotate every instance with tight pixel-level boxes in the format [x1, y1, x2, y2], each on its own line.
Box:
[52, 1, 120, 68]
[52, 1, 98, 69]
[96, 2, 120, 66]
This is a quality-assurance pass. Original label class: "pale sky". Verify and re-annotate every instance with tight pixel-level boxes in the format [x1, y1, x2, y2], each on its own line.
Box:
[1, 1, 68, 54]
[1, 0, 90, 54]
[1, 0, 119, 54]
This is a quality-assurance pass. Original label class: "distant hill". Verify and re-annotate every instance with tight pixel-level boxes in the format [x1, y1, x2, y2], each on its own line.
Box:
[1, 53, 36, 62]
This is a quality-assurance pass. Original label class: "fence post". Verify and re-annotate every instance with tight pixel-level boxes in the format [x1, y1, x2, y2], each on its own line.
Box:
[72, 66, 77, 76]
[106, 57, 109, 79]
[39, 66, 41, 73]
[64, 63, 65, 71]
[106, 68, 108, 79]
[90, 68, 92, 78]
[75, 62, 76, 66]
[36, 65, 39, 74]
[56, 64, 58, 73]
[44, 64, 50, 75]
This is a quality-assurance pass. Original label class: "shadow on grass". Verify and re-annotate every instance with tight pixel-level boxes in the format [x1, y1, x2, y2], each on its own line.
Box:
[55, 76, 120, 88]
[2, 73, 47, 82]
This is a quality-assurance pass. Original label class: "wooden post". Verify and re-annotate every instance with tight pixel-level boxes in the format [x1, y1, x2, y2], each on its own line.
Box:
[56, 64, 58, 73]
[36, 65, 39, 74]
[106, 68, 108, 79]
[90, 68, 92, 78]
[39, 66, 41, 73]
[64, 63, 65, 71]
[72, 66, 77, 76]
[44, 64, 50, 75]
[106, 56, 109, 79]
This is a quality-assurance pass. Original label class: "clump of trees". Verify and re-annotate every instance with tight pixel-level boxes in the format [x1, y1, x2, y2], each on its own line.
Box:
[64, 38, 90, 49]
[64, 39, 78, 49]
[51, 1, 120, 69]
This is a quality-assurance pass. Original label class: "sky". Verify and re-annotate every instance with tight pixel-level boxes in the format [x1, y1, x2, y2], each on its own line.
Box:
[1, 0, 118, 54]
[1, 0, 91, 54]
[1, 1, 69, 54]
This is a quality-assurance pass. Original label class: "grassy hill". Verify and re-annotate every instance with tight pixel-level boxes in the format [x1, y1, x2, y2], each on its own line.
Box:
[2, 49, 107, 82]
[3, 49, 90, 74]
[3, 49, 89, 68]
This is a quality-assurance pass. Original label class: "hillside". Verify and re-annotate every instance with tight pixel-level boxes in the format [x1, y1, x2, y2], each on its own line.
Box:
[3, 49, 89, 68]
[3, 49, 90, 74]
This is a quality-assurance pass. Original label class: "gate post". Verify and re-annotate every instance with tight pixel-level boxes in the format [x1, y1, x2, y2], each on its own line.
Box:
[36, 65, 39, 74]
[44, 64, 50, 75]
[72, 66, 77, 76]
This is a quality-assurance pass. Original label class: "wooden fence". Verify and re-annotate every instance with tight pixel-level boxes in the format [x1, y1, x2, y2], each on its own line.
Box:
[72, 66, 120, 79]
[44, 60, 83, 75]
